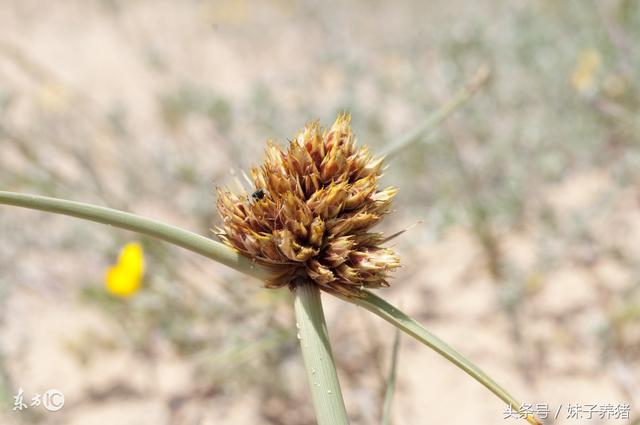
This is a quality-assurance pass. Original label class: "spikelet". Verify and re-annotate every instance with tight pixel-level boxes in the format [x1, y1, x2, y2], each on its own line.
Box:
[216, 114, 400, 297]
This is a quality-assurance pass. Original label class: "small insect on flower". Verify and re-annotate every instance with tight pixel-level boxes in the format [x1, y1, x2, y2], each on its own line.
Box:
[251, 188, 266, 201]
[105, 242, 145, 297]
[216, 114, 400, 297]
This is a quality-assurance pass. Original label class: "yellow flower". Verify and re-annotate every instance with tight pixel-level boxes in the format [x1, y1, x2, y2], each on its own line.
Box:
[571, 48, 601, 94]
[105, 242, 145, 297]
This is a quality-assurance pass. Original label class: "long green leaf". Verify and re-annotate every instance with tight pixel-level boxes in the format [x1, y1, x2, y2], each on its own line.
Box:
[381, 327, 401, 425]
[342, 290, 541, 425]
[381, 65, 490, 160]
[0, 191, 274, 281]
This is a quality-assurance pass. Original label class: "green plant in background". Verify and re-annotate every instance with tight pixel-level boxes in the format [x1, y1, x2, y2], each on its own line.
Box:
[0, 75, 541, 425]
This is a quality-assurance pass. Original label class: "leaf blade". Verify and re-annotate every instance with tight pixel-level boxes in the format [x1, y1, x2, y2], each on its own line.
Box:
[381, 326, 401, 425]
[341, 290, 541, 425]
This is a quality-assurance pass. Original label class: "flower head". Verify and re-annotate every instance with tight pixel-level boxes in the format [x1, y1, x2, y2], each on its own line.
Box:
[216, 114, 400, 297]
[105, 242, 145, 297]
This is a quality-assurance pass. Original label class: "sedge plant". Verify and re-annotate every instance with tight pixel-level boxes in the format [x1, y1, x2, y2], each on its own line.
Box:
[0, 70, 541, 425]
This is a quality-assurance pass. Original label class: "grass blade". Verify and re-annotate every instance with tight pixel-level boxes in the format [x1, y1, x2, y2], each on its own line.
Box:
[381, 327, 401, 425]
[342, 290, 541, 425]
[0, 190, 274, 281]
[381, 65, 491, 160]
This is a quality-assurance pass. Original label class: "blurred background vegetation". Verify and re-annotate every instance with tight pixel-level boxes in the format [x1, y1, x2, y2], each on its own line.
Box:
[1, 0, 639, 424]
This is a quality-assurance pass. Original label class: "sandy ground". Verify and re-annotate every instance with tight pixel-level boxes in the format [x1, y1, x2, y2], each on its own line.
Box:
[1, 1, 639, 424]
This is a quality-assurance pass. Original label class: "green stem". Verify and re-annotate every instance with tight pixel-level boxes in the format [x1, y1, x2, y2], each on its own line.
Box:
[381, 327, 401, 425]
[0, 191, 274, 281]
[381, 65, 490, 160]
[293, 280, 349, 425]
[342, 291, 541, 425]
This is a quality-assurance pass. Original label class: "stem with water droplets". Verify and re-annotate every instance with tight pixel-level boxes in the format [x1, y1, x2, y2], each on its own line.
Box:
[293, 279, 349, 425]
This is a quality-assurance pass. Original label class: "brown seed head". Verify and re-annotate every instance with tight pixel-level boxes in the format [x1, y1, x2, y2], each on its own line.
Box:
[215, 114, 400, 297]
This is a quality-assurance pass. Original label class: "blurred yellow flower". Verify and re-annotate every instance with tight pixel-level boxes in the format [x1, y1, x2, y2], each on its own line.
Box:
[105, 242, 145, 297]
[571, 48, 601, 94]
